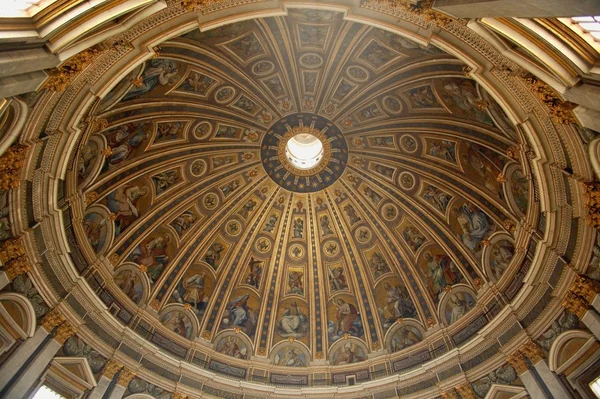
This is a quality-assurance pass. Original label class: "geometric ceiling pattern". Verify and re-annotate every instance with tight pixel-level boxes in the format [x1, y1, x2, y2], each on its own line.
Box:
[75, 9, 531, 372]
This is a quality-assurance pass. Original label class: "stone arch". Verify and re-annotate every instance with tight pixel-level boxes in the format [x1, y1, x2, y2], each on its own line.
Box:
[548, 329, 596, 373]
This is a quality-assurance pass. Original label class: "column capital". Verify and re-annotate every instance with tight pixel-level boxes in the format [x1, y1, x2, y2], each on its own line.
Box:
[101, 359, 123, 379]
[54, 321, 77, 344]
[440, 389, 458, 399]
[507, 350, 528, 374]
[562, 292, 589, 319]
[521, 340, 545, 364]
[0, 237, 25, 263]
[171, 392, 187, 399]
[571, 274, 600, 303]
[41, 308, 66, 332]
[456, 383, 476, 399]
[117, 368, 136, 386]
[4, 256, 30, 280]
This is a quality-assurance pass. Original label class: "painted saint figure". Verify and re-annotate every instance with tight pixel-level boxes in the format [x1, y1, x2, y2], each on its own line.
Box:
[451, 203, 494, 252]
[106, 184, 149, 236]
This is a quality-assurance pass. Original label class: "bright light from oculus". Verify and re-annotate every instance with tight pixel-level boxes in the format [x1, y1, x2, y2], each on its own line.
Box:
[285, 133, 324, 170]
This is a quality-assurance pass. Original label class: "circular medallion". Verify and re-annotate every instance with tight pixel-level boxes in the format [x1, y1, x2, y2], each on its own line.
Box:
[355, 227, 371, 243]
[323, 240, 340, 257]
[347, 66, 369, 82]
[256, 237, 271, 253]
[252, 60, 275, 76]
[215, 86, 235, 104]
[203, 193, 219, 209]
[190, 159, 207, 177]
[399, 172, 415, 190]
[382, 203, 398, 221]
[226, 220, 241, 236]
[261, 113, 348, 193]
[400, 135, 417, 153]
[194, 121, 212, 139]
[289, 243, 305, 260]
[299, 53, 323, 69]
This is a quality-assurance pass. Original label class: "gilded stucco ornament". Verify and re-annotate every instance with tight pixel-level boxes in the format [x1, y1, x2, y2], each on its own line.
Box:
[583, 181, 600, 230]
[44, 47, 104, 92]
[561, 292, 589, 319]
[54, 322, 78, 344]
[521, 340, 544, 364]
[570, 274, 600, 303]
[520, 75, 577, 125]
[41, 308, 66, 332]
[102, 359, 124, 379]
[506, 350, 528, 375]
[117, 368, 137, 386]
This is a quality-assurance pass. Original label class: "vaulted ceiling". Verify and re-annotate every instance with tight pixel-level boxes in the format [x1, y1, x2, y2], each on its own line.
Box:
[13, 3, 593, 398]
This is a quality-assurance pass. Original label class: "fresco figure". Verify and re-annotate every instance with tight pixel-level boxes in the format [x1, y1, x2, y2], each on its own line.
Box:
[163, 311, 190, 338]
[334, 298, 358, 335]
[424, 251, 462, 300]
[490, 240, 514, 280]
[277, 301, 309, 337]
[123, 59, 179, 100]
[422, 185, 451, 214]
[264, 213, 278, 232]
[152, 170, 179, 195]
[328, 266, 348, 292]
[276, 347, 305, 367]
[293, 218, 304, 238]
[402, 226, 426, 252]
[332, 343, 365, 365]
[77, 143, 97, 179]
[114, 269, 143, 303]
[390, 326, 422, 352]
[106, 124, 150, 165]
[170, 211, 196, 236]
[451, 203, 494, 252]
[287, 270, 304, 295]
[461, 143, 504, 195]
[429, 140, 457, 163]
[344, 204, 361, 224]
[380, 282, 416, 323]
[172, 272, 209, 315]
[130, 234, 171, 283]
[83, 213, 107, 252]
[245, 257, 263, 289]
[447, 293, 475, 324]
[106, 184, 149, 236]
[227, 293, 251, 326]
[370, 251, 390, 278]
[155, 121, 182, 142]
[217, 336, 247, 359]
[320, 214, 333, 235]
[204, 242, 225, 269]
[239, 199, 256, 218]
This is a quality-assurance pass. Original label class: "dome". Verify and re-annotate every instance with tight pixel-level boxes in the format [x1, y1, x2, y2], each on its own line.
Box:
[3, 2, 598, 399]
[80, 8, 522, 373]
